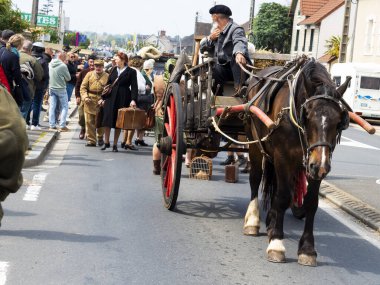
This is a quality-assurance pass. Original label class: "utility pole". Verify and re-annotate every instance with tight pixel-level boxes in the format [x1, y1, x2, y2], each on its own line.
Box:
[339, 0, 359, 63]
[58, 0, 64, 45]
[249, 0, 255, 42]
[31, 0, 39, 27]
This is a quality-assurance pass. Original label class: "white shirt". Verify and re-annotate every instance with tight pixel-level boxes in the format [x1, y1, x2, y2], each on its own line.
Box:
[131, 67, 146, 95]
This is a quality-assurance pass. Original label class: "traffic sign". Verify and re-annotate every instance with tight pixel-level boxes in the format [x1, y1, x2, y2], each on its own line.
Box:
[21, 13, 59, 28]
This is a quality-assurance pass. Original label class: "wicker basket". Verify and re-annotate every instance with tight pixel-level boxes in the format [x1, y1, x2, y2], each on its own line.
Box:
[189, 155, 213, 180]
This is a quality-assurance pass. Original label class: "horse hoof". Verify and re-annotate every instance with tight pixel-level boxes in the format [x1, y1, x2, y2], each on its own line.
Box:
[267, 250, 286, 263]
[298, 254, 317, 267]
[243, 226, 259, 236]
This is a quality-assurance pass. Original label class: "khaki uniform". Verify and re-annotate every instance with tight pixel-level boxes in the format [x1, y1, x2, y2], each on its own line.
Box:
[0, 85, 28, 224]
[80, 71, 109, 144]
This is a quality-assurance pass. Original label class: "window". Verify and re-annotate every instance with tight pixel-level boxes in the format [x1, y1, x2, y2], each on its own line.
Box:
[333, 76, 341, 87]
[360, 76, 380, 90]
[309, 29, 314, 52]
[295, 30, 300, 51]
[302, 29, 307, 52]
[365, 19, 374, 54]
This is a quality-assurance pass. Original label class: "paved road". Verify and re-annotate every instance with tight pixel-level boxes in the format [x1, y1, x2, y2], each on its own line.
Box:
[326, 122, 380, 210]
[1, 124, 380, 284]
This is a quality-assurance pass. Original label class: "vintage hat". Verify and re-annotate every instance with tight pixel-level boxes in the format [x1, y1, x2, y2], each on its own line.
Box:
[94, 59, 104, 66]
[209, 5, 232, 16]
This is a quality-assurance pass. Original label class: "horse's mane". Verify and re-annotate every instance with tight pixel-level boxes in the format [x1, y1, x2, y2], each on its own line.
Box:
[298, 58, 339, 99]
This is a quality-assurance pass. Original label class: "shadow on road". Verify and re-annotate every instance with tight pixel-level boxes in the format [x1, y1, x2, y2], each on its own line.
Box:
[3, 209, 37, 217]
[0, 230, 119, 243]
[174, 197, 247, 219]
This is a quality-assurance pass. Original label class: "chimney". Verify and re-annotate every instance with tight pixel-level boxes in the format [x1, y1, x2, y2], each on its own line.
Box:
[160, 30, 166, 37]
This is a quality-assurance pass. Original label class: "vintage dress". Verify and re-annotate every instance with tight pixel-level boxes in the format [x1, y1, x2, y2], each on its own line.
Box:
[101, 66, 138, 128]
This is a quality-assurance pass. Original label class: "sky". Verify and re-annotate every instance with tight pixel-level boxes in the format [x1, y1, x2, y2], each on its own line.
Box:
[12, 0, 291, 37]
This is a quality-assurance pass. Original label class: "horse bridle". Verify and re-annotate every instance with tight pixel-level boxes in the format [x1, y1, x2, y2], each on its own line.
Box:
[289, 77, 349, 169]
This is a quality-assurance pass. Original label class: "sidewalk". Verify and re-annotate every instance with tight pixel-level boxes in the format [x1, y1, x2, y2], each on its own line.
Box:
[23, 99, 78, 168]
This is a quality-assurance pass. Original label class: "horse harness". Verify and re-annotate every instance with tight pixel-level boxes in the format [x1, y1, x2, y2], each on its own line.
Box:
[245, 58, 349, 167]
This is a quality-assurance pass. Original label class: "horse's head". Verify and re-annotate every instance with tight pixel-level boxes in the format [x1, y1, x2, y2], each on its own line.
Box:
[295, 61, 351, 180]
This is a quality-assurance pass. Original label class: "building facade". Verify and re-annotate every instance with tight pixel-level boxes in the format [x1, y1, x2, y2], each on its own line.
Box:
[351, 0, 380, 64]
[290, 0, 344, 60]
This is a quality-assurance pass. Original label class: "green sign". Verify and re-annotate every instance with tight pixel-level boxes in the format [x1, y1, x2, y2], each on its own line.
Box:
[21, 13, 59, 28]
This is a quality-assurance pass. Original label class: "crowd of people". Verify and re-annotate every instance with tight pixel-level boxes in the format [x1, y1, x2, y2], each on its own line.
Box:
[0, 28, 166, 173]
[0, 4, 253, 185]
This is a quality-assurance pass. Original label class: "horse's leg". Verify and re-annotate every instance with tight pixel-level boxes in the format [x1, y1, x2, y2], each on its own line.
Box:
[297, 179, 321, 267]
[243, 145, 263, 236]
[266, 162, 293, 263]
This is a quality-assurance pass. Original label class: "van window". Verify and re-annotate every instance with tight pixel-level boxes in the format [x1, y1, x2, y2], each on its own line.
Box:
[360, 76, 380, 90]
[333, 76, 341, 87]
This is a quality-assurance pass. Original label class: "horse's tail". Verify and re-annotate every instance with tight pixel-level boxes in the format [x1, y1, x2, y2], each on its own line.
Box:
[261, 158, 276, 211]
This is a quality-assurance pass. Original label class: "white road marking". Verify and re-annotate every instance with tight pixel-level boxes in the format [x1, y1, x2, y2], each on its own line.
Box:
[0, 262, 9, 285]
[23, 173, 48, 202]
[319, 200, 380, 250]
[340, 136, 380, 150]
[376, 179, 380, 185]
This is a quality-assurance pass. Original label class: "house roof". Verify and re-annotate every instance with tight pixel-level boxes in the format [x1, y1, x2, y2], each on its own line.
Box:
[301, 0, 329, 17]
[299, 0, 344, 25]
[318, 53, 337, 63]
[195, 22, 212, 38]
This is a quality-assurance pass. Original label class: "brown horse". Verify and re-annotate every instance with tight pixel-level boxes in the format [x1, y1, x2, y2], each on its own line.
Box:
[243, 58, 351, 266]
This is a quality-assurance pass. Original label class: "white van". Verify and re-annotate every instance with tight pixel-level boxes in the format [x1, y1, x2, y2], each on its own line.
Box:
[330, 63, 380, 118]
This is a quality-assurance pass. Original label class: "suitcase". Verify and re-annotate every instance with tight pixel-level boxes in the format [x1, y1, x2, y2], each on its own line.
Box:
[225, 164, 239, 183]
[116, 107, 146, 130]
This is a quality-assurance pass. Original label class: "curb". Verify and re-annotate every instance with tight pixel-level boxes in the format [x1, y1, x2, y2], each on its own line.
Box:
[23, 130, 59, 168]
[23, 104, 78, 168]
[320, 181, 380, 233]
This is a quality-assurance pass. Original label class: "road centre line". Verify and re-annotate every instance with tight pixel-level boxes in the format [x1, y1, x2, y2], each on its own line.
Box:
[23, 173, 48, 202]
[0, 262, 9, 285]
[340, 136, 380, 150]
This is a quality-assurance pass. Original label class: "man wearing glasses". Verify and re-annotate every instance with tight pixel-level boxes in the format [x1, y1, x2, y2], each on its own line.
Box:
[66, 52, 78, 102]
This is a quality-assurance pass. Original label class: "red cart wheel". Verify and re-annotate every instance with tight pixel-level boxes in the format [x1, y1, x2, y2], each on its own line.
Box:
[160, 83, 184, 210]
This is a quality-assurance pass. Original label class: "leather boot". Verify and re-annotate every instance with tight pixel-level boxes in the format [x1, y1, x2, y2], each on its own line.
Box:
[220, 155, 235, 165]
[79, 129, 85, 140]
[241, 161, 251, 173]
[153, 160, 161, 175]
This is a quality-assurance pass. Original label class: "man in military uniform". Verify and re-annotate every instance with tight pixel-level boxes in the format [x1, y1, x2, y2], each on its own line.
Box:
[204, 4, 250, 96]
[0, 84, 28, 226]
[80, 59, 108, 147]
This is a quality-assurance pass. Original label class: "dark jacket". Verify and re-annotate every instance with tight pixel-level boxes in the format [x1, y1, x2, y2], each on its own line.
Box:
[204, 19, 249, 65]
[75, 68, 91, 98]
[67, 61, 77, 85]
[0, 85, 28, 201]
[32, 51, 50, 90]
[102, 67, 138, 128]
[0, 46, 22, 91]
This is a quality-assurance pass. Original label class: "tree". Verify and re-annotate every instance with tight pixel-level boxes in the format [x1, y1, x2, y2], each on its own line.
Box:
[325, 35, 342, 58]
[0, 0, 29, 33]
[253, 2, 292, 53]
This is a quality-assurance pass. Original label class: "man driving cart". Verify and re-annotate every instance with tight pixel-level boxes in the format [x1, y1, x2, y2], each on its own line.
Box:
[202, 4, 251, 96]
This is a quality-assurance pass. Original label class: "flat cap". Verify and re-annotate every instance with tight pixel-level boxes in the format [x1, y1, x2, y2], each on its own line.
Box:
[209, 5, 232, 16]
[94, 59, 104, 65]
